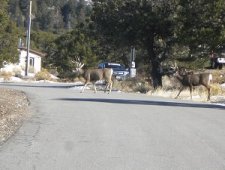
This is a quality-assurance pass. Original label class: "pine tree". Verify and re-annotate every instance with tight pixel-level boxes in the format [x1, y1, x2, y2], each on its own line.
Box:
[0, 0, 19, 66]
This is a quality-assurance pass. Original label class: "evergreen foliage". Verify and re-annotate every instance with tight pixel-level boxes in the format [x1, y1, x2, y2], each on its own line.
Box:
[91, 0, 225, 87]
[91, 0, 176, 88]
[44, 27, 99, 77]
[1, 0, 225, 84]
[0, 0, 19, 67]
[176, 0, 225, 56]
[8, 0, 92, 32]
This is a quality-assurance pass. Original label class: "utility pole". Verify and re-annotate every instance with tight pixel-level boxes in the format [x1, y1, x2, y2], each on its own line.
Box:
[25, 1, 32, 76]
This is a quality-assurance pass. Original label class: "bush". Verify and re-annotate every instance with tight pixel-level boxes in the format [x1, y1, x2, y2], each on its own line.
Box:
[113, 77, 152, 93]
[58, 71, 79, 81]
[162, 75, 181, 90]
[211, 69, 225, 84]
[0, 71, 13, 81]
[210, 84, 225, 96]
[35, 69, 51, 81]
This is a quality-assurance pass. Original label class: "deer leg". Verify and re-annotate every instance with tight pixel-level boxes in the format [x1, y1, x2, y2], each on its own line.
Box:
[109, 82, 112, 93]
[208, 87, 211, 101]
[81, 83, 87, 93]
[202, 84, 211, 101]
[104, 80, 112, 94]
[208, 88, 211, 101]
[175, 86, 184, 99]
[106, 81, 112, 94]
[93, 83, 97, 93]
[205, 85, 211, 101]
[104, 82, 109, 93]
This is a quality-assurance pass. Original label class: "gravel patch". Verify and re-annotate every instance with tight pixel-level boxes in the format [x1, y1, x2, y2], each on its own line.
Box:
[0, 88, 30, 144]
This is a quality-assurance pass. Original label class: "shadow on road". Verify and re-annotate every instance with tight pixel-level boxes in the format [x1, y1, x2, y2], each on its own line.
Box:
[55, 98, 225, 110]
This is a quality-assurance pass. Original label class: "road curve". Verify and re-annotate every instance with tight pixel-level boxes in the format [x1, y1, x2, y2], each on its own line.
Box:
[0, 82, 225, 170]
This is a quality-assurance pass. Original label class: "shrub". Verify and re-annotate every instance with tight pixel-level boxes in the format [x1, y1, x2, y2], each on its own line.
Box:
[12, 67, 22, 77]
[58, 71, 79, 81]
[35, 69, 51, 81]
[211, 69, 225, 84]
[210, 84, 225, 96]
[0, 71, 13, 81]
[162, 75, 181, 90]
[113, 77, 152, 93]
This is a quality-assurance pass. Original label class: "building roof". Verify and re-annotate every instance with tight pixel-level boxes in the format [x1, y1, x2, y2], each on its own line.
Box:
[18, 47, 46, 57]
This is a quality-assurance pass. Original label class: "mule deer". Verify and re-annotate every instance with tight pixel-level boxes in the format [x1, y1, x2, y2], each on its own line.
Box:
[175, 68, 212, 101]
[75, 63, 113, 93]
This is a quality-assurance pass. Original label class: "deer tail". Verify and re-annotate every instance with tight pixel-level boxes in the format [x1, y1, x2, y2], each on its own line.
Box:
[208, 74, 213, 83]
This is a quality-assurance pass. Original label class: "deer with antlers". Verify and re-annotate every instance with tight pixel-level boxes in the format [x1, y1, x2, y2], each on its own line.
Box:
[73, 61, 113, 93]
[174, 67, 212, 101]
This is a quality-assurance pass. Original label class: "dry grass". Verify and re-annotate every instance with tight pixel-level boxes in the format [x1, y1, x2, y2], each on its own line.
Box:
[113, 77, 152, 93]
[35, 69, 51, 81]
[211, 83, 225, 96]
[148, 85, 225, 102]
[0, 71, 13, 81]
[210, 69, 225, 84]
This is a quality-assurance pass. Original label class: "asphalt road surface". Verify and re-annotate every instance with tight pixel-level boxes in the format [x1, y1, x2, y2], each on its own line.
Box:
[0, 82, 225, 170]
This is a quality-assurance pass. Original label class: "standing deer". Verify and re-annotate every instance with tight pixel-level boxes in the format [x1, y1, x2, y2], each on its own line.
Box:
[75, 63, 113, 93]
[174, 68, 212, 101]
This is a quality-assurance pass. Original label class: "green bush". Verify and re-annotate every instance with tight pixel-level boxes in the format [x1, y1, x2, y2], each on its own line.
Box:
[58, 71, 79, 82]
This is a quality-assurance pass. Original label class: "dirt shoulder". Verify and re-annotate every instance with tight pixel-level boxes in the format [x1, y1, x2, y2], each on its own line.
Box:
[0, 88, 30, 145]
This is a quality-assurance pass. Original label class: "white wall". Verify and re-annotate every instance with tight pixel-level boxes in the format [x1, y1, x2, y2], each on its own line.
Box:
[19, 49, 42, 73]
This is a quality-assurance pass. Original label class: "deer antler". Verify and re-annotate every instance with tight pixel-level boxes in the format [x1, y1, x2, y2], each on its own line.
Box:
[71, 56, 84, 69]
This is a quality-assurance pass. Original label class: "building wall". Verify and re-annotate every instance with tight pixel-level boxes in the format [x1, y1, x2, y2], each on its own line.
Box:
[19, 49, 42, 73]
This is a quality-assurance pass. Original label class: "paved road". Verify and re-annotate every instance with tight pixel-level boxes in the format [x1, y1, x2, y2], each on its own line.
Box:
[0, 82, 225, 170]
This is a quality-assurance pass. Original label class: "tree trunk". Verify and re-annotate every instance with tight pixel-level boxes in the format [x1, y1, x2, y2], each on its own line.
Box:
[147, 46, 162, 89]
[151, 59, 162, 89]
[146, 34, 163, 89]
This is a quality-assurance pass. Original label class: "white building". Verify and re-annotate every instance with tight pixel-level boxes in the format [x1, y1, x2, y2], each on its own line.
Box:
[18, 47, 45, 74]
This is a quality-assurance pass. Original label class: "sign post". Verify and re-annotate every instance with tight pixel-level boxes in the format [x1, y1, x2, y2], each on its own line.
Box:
[130, 47, 136, 78]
